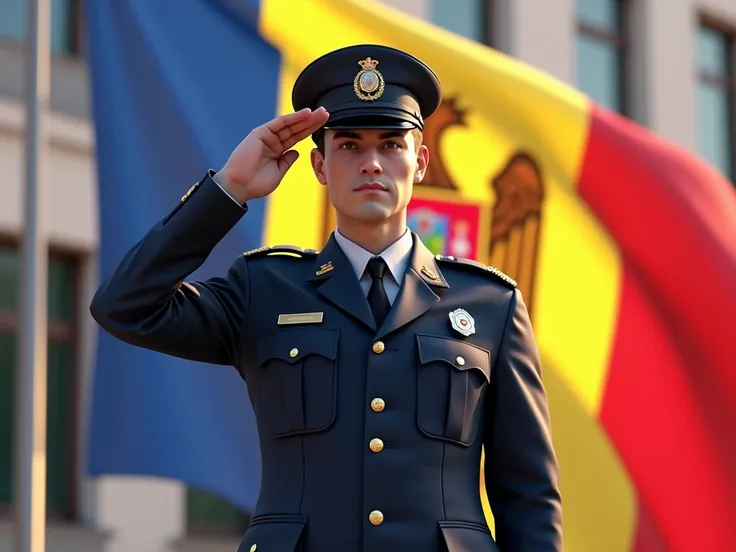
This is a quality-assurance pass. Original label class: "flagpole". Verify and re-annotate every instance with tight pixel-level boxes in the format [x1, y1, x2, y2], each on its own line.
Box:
[15, 0, 51, 551]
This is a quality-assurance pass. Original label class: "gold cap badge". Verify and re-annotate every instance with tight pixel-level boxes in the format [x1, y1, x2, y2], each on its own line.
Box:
[354, 57, 385, 101]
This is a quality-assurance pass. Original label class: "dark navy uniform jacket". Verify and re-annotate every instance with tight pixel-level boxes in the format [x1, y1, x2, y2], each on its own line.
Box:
[90, 171, 563, 552]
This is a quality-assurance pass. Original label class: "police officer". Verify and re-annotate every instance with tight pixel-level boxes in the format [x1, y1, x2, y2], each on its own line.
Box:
[91, 44, 562, 552]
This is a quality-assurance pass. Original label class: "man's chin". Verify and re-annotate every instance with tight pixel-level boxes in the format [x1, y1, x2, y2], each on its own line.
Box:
[352, 204, 395, 224]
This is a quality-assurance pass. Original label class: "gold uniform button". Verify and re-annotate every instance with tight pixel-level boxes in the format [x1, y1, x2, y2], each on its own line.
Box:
[372, 341, 385, 354]
[369, 510, 384, 525]
[369, 438, 384, 452]
[371, 398, 385, 412]
[249, 545, 257, 552]
[456, 356, 465, 366]
[289, 348, 299, 358]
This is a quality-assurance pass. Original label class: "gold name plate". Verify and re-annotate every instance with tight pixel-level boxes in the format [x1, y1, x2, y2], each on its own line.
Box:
[277, 312, 324, 325]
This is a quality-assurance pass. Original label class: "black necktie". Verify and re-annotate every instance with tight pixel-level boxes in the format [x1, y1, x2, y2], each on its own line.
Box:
[366, 256, 391, 328]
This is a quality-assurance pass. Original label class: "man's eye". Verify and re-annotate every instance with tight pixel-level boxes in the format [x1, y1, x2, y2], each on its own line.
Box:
[384, 141, 401, 149]
[339, 142, 356, 150]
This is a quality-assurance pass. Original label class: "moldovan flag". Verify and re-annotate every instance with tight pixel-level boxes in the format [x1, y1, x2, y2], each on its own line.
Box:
[85, 1, 736, 551]
[259, 1, 736, 551]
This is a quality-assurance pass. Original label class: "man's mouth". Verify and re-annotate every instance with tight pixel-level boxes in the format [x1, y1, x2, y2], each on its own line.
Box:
[355, 182, 388, 192]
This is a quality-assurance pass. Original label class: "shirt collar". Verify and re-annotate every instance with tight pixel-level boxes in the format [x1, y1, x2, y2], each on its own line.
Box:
[334, 227, 414, 284]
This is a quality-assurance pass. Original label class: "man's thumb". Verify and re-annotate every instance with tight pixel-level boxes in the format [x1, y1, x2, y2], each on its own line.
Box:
[277, 150, 300, 176]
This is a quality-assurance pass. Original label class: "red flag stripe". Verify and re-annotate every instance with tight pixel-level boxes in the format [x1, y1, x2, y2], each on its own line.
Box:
[577, 106, 736, 551]
[632, 502, 669, 552]
[577, 106, 736, 430]
[600, 268, 733, 550]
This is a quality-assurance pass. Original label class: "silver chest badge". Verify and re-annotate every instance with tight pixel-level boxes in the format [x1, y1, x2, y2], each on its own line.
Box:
[449, 308, 475, 336]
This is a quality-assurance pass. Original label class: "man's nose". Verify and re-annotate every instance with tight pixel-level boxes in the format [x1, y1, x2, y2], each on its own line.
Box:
[359, 151, 383, 175]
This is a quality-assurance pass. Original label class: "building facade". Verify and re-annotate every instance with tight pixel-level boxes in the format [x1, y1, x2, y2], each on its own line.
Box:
[0, 0, 733, 551]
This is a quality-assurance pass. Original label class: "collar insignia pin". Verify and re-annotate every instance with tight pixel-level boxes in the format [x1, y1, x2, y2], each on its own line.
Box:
[449, 308, 475, 337]
[315, 261, 334, 276]
[421, 265, 439, 281]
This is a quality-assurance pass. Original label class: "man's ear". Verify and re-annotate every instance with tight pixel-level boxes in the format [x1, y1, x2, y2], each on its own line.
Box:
[414, 144, 429, 183]
[310, 148, 327, 185]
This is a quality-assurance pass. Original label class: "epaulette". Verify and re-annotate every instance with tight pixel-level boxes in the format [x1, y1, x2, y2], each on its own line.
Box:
[242, 245, 320, 259]
[434, 254, 517, 289]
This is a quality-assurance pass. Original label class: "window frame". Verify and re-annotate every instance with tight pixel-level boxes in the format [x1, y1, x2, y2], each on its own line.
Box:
[697, 16, 736, 181]
[428, 0, 494, 46]
[480, 0, 494, 47]
[574, 0, 629, 115]
[0, 0, 83, 57]
[0, 235, 81, 521]
[66, 0, 83, 56]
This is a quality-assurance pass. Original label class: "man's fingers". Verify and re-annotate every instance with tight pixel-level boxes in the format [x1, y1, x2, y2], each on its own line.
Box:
[289, 112, 330, 145]
[283, 123, 325, 150]
[260, 107, 330, 154]
[304, 108, 330, 133]
[270, 107, 327, 135]
[283, 110, 323, 134]
[272, 109, 329, 150]
[258, 129, 284, 156]
[266, 108, 312, 134]
[276, 108, 328, 142]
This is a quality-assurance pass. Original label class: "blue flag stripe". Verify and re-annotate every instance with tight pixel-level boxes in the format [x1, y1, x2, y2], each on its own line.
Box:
[85, 0, 281, 511]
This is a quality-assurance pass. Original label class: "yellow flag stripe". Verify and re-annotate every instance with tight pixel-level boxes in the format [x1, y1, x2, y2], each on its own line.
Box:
[258, 1, 636, 549]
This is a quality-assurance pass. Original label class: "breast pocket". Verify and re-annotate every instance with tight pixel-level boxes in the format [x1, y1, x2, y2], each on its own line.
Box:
[256, 328, 339, 438]
[416, 334, 491, 446]
[438, 520, 500, 552]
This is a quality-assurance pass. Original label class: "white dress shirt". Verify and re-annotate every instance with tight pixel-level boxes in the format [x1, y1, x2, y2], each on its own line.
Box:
[333, 227, 413, 305]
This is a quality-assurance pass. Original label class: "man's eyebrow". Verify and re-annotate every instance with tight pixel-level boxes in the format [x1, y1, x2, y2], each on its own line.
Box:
[332, 130, 362, 140]
[379, 131, 408, 139]
[331, 130, 409, 140]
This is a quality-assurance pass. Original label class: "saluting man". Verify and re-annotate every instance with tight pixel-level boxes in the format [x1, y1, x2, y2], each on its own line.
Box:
[91, 44, 562, 552]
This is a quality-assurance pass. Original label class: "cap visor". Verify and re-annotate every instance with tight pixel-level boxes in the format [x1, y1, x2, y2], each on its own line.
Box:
[324, 110, 420, 129]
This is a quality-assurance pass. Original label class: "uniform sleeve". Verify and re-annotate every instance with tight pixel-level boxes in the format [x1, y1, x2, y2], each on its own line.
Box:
[483, 288, 563, 552]
[90, 171, 250, 366]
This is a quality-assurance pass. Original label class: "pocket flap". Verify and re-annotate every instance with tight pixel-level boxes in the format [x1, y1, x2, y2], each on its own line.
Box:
[239, 514, 307, 552]
[257, 328, 339, 366]
[417, 334, 491, 383]
[439, 520, 499, 552]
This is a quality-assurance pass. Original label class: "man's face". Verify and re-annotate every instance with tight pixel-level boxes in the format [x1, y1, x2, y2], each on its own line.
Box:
[310, 128, 429, 225]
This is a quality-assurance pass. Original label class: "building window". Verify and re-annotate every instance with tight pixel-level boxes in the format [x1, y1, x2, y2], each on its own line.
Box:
[697, 24, 734, 181]
[187, 488, 250, 536]
[0, 0, 82, 55]
[0, 243, 79, 519]
[429, 0, 491, 44]
[575, 0, 627, 113]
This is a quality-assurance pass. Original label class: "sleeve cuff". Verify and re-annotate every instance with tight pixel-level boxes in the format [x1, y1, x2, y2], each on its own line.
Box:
[212, 170, 246, 207]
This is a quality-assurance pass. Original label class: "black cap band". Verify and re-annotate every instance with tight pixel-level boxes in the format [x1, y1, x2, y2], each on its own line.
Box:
[318, 84, 423, 130]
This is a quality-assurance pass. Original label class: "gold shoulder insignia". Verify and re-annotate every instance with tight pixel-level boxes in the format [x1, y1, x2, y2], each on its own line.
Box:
[243, 245, 270, 257]
[485, 265, 518, 288]
[243, 245, 319, 259]
[435, 254, 517, 289]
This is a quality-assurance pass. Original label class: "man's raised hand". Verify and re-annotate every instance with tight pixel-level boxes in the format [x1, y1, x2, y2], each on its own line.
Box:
[217, 107, 329, 203]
